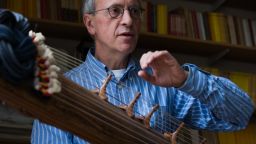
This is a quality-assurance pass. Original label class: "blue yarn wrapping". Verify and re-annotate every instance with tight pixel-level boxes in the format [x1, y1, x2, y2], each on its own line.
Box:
[0, 9, 37, 85]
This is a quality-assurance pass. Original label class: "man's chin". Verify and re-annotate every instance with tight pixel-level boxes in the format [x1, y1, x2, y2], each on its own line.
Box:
[118, 45, 136, 53]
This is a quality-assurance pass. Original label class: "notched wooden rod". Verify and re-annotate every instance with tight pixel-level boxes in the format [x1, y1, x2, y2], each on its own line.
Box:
[92, 75, 112, 101]
[164, 122, 184, 144]
[144, 104, 159, 129]
[119, 92, 141, 117]
[90, 89, 99, 95]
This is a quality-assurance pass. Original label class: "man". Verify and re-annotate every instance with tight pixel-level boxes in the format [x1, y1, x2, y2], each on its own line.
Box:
[32, 0, 254, 143]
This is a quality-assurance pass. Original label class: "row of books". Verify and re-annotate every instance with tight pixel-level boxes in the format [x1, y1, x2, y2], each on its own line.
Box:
[2, 0, 256, 47]
[0, 0, 83, 22]
[141, 0, 256, 47]
[204, 67, 256, 105]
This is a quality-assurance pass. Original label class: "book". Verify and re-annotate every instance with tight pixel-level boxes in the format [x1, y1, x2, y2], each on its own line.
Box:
[156, 3, 168, 34]
[234, 17, 246, 45]
[251, 20, 256, 46]
[140, 0, 149, 32]
[196, 11, 206, 40]
[242, 18, 253, 47]
[208, 12, 224, 43]
[227, 15, 238, 45]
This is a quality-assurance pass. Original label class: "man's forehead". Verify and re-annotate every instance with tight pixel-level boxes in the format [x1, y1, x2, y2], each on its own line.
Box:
[95, 0, 141, 6]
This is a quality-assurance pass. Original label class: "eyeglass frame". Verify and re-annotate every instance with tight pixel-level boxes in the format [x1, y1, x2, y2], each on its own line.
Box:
[87, 5, 145, 19]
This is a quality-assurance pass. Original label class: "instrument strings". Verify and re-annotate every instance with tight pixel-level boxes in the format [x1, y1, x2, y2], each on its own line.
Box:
[50, 46, 206, 144]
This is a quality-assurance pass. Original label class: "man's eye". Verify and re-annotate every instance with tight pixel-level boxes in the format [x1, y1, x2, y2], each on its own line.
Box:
[130, 7, 140, 15]
[110, 7, 122, 14]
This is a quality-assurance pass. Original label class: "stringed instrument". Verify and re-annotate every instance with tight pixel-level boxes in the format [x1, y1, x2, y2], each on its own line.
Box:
[0, 9, 206, 144]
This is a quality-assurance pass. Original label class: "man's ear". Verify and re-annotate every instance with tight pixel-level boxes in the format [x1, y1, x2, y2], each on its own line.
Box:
[83, 14, 95, 35]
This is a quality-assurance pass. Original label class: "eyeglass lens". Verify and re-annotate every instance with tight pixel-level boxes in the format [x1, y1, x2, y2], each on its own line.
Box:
[108, 6, 142, 19]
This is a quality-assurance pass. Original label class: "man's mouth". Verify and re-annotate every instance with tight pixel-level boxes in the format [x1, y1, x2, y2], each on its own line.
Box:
[119, 32, 135, 37]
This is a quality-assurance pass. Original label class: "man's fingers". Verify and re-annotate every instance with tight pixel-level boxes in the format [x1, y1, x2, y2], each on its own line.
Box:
[140, 50, 169, 69]
[138, 70, 155, 84]
[140, 51, 154, 69]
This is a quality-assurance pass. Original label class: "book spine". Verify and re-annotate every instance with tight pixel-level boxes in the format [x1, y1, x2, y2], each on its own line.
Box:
[140, 0, 148, 32]
[208, 12, 222, 42]
[156, 4, 168, 34]
[196, 12, 206, 40]
[242, 18, 253, 47]
[203, 12, 211, 40]
[227, 15, 238, 45]
[252, 20, 256, 46]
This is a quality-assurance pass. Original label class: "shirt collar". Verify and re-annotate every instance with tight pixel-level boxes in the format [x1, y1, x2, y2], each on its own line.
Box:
[84, 48, 138, 80]
[84, 48, 109, 80]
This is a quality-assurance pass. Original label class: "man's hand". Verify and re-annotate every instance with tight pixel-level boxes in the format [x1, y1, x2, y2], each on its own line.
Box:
[138, 50, 188, 87]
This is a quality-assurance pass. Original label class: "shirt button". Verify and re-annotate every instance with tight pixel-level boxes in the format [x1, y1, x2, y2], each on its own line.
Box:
[118, 84, 123, 89]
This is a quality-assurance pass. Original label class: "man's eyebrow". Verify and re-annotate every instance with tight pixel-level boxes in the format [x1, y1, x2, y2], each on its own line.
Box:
[107, 3, 123, 7]
[108, 3, 140, 8]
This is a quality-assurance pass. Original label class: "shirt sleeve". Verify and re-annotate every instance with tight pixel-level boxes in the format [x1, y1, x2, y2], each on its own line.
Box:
[174, 63, 255, 131]
[31, 119, 73, 144]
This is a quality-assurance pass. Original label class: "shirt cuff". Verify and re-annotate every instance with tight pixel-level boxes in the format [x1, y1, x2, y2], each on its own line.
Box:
[177, 64, 209, 97]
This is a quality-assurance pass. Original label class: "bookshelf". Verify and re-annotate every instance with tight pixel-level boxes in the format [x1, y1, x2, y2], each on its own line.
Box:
[1, 0, 256, 65]
[139, 32, 256, 64]
[30, 18, 256, 64]
[1, 0, 256, 144]
[183, 0, 256, 11]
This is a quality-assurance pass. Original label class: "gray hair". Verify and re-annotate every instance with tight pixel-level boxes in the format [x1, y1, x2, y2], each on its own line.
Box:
[82, 0, 143, 14]
[83, 0, 96, 14]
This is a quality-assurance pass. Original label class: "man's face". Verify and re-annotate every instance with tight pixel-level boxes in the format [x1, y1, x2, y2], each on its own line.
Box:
[88, 0, 141, 55]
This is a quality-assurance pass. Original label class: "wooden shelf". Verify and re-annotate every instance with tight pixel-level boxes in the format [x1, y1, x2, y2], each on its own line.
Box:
[0, 122, 31, 144]
[183, 0, 256, 11]
[30, 19, 92, 41]
[29, 19, 256, 64]
[224, 0, 256, 11]
[138, 32, 256, 64]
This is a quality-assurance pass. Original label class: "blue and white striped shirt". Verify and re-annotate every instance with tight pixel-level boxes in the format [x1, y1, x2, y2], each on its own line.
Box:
[31, 49, 254, 144]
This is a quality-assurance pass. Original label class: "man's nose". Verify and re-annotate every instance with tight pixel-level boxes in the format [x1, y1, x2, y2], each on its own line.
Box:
[120, 9, 133, 26]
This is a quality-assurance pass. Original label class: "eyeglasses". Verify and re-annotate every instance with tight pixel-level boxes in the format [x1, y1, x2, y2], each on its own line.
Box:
[89, 5, 144, 19]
